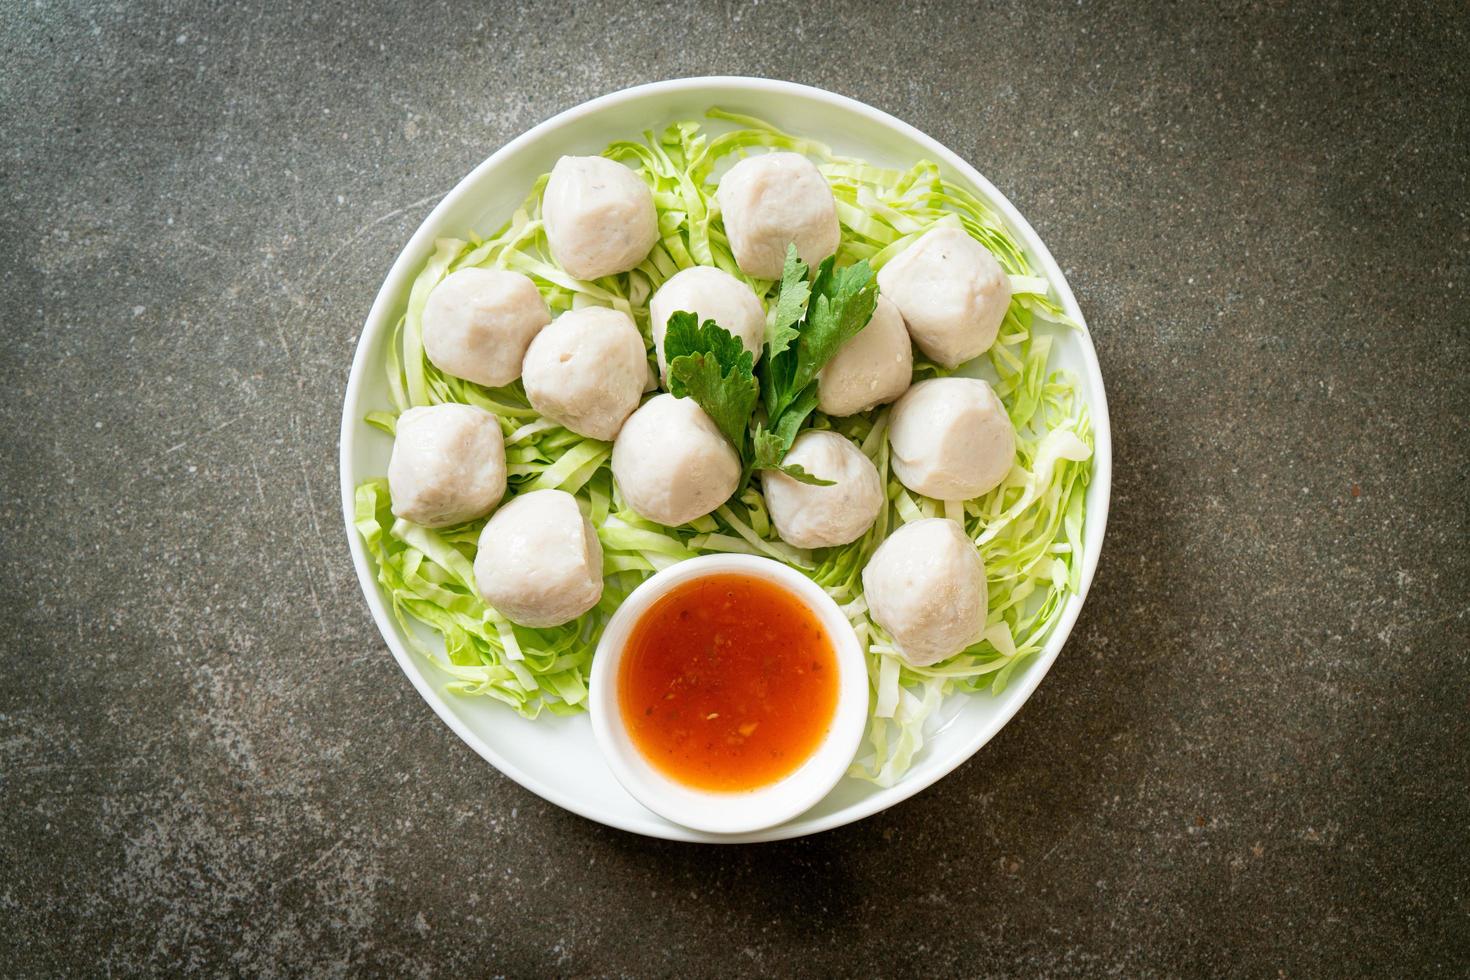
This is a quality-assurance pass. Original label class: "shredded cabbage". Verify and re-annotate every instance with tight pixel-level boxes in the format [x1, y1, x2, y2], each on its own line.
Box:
[355, 111, 1092, 782]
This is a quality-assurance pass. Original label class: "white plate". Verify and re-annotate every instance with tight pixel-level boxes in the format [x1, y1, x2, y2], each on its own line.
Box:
[339, 77, 1112, 843]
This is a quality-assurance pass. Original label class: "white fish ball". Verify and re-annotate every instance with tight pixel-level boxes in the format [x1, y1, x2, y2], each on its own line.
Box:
[543, 155, 659, 280]
[716, 152, 840, 280]
[473, 489, 603, 628]
[888, 377, 1015, 500]
[862, 518, 987, 666]
[762, 430, 884, 549]
[816, 295, 913, 417]
[877, 227, 1011, 368]
[421, 268, 551, 388]
[611, 394, 740, 527]
[387, 403, 506, 528]
[522, 307, 648, 441]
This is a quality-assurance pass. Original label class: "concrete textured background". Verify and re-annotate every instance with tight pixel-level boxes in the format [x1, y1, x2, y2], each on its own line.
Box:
[2, 0, 1467, 975]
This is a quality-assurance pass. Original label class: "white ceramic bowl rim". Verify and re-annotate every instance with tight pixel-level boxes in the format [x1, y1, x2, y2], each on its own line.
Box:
[339, 76, 1112, 842]
[589, 554, 869, 835]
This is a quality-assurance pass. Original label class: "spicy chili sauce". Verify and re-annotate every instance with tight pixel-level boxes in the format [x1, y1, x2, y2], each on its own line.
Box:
[617, 573, 839, 792]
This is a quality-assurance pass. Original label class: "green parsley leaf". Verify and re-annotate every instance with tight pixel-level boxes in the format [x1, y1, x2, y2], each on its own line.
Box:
[761, 246, 810, 418]
[767, 245, 811, 361]
[764, 256, 877, 424]
[664, 311, 759, 450]
[750, 424, 784, 472]
[749, 383, 820, 471]
[773, 462, 836, 487]
[771, 383, 819, 449]
[791, 258, 878, 397]
[753, 254, 878, 474]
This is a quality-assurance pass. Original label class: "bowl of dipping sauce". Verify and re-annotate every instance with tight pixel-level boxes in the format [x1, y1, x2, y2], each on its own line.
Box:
[589, 554, 870, 835]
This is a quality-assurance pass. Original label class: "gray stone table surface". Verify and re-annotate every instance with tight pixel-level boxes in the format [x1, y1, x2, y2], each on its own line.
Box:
[2, 0, 1467, 976]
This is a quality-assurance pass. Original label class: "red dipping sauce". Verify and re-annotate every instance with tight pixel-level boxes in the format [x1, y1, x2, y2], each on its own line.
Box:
[617, 573, 839, 792]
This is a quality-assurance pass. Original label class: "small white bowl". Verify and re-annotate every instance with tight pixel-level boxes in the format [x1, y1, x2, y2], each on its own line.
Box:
[589, 554, 870, 835]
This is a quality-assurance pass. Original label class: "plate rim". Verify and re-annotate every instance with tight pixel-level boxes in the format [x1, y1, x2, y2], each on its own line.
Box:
[338, 75, 1113, 843]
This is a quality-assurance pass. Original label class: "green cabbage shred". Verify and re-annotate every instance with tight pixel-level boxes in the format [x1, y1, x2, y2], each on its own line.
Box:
[355, 110, 1092, 785]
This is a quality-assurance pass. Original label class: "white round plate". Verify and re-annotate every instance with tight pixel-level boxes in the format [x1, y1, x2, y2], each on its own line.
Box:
[340, 77, 1112, 843]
